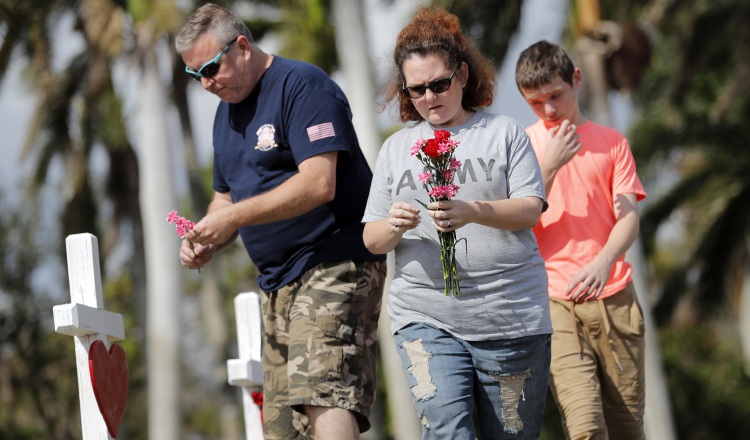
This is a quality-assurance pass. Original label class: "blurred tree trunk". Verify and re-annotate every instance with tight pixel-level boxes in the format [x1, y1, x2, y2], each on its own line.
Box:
[331, 1, 421, 438]
[574, 1, 676, 439]
[331, 0, 380, 168]
[138, 44, 183, 440]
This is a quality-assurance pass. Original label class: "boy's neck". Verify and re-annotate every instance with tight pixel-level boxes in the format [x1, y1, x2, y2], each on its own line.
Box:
[571, 111, 587, 126]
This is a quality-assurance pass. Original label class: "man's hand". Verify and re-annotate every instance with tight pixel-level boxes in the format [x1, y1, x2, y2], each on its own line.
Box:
[184, 205, 237, 246]
[179, 239, 214, 270]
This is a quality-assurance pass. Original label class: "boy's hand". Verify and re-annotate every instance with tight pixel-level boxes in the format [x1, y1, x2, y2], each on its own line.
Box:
[542, 119, 582, 173]
[565, 254, 613, 303]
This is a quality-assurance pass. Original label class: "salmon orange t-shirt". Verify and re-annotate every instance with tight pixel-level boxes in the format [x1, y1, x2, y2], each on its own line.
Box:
[526, 120, 647, 300]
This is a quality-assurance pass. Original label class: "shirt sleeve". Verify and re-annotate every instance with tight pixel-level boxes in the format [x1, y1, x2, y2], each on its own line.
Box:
[612, 135, 647, 201]
[362, 136, 395, 223]
[507, 122, 547, 205]
[286, 90, 356, 165]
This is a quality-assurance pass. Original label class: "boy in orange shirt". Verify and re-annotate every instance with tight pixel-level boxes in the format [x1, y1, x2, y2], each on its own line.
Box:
[515, 40, 647, 440]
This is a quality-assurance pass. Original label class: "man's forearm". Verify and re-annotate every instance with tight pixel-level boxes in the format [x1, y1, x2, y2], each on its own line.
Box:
[223, 151, 337, 228]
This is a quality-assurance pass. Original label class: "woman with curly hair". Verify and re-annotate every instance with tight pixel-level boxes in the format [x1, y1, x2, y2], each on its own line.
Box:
[362, 6, 552, 439]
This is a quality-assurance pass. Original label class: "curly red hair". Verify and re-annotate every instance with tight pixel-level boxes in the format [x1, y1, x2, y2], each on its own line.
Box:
[382, 6, 496, 123]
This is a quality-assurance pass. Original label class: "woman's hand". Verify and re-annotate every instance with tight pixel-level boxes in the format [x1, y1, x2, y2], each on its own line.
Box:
[388, 201, 421, 233]
[363, 202, 421, 255]
[426, 199, 469, 232]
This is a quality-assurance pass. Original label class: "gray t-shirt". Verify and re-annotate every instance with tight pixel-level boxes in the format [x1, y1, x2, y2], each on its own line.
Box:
[363, 111, 552, 341]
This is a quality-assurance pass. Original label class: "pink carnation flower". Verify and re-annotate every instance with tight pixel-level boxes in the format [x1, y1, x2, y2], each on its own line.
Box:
[411, 139, 426, 156]
[450, 157, 462, 171]
[418, 172, 432, 183]
[166, 210, 195, 238]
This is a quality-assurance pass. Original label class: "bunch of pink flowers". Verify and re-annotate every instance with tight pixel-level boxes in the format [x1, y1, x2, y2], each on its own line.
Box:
[412, 130, 461, 203]
[166, 210, 195, 238]
[411, 129, 463, 296]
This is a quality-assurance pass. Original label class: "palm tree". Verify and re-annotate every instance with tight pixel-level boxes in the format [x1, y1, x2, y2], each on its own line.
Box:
[629, 0, 750, 320]
[0, 0, 146, 320]
[628, 0, 750, 368]
[1, 0, 235, 437]
[0, 0, 140, 255]
[624, 1, 750, 436]
[1, 0, 145, 338]
[0, 0, 144, 437]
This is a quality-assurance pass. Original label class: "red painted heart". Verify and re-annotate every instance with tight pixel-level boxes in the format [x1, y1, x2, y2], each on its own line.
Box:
[89, 340, 129, 437]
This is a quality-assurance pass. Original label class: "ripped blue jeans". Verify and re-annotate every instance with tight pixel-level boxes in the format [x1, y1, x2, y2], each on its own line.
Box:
[393, 322, 551, 440]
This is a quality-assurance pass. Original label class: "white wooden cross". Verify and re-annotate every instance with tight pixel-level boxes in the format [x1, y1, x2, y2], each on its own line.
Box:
[227, 292, 265, 439]
[53, 233, 125, 439]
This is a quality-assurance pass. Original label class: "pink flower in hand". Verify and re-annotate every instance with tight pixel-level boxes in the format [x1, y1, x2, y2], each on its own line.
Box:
[411, 130, 462, 295]
[168, 210, 202, 272]
[166, 210, 195, 238]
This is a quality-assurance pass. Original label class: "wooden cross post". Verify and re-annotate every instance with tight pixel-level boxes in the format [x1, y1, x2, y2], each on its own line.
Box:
[227, 292, 264, 439]
[53, 233, 126, 439]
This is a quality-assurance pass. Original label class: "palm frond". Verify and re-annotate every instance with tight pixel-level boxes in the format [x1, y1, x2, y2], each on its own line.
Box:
[651, 169, 750, 324]
[640, 167, 714, 254]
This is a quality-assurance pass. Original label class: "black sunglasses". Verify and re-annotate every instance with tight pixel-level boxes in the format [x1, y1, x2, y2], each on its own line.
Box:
[402, 69, 459, 99]
[185, 37, 238, 81]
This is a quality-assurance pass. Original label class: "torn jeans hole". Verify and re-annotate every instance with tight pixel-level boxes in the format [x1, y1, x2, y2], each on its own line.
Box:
[489, 370, 531, 433]
[402, 338, 437, 401]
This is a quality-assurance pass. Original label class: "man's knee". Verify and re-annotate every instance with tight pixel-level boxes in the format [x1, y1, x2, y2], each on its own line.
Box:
[303, 406, 359, 440]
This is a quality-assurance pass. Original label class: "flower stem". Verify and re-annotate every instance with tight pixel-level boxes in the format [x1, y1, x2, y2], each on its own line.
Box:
[187, 240, 201, 274]
[438, 230, 460, 296]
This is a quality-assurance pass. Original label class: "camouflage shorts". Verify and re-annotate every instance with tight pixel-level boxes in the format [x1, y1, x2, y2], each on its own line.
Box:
[260, 260, 386, 440]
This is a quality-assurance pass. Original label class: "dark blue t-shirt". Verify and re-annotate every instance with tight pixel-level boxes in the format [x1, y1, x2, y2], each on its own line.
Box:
[212, 56, 384, 292]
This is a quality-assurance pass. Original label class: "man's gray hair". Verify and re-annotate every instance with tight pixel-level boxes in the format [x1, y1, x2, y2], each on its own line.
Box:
[175, 3, 253, 54]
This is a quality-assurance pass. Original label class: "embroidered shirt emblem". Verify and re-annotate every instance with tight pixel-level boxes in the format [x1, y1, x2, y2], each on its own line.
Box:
[255, 124, 279, 151]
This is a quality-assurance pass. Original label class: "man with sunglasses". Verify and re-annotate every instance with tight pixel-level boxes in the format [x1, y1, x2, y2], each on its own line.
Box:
[175, 4, 386, 440]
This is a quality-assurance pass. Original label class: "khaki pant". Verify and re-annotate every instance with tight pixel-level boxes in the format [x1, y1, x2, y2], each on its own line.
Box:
[549, 283, 646, 440]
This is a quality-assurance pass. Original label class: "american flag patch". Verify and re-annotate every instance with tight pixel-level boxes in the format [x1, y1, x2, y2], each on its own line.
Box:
[306, 122, 336, 142]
